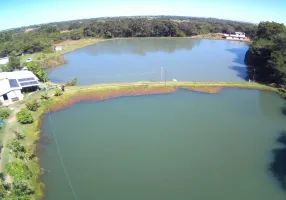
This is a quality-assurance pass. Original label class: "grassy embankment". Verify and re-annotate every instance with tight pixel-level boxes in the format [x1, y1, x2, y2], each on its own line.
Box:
[20, 38, 106, 68]
[191, 33, 225, 40]
[0, 81, 281, 199]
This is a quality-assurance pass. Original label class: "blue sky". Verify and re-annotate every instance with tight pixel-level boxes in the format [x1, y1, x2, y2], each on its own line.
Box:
[0, 0, 285, 30]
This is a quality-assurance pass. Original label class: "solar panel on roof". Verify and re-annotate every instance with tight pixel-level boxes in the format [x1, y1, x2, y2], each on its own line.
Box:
[31, 81, 39, 84]
[18, 77, 35, 82]
[20, 81, 39, 87]
[9, 79, 19, 88]
[20, 82, 29, 86]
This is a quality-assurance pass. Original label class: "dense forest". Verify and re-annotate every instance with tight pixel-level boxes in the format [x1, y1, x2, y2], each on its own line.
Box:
[245, 22, 286, 85]
[0, 16, 257, 58]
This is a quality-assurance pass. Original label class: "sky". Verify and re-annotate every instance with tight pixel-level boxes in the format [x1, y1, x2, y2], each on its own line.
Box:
[0, 0, 285, 30]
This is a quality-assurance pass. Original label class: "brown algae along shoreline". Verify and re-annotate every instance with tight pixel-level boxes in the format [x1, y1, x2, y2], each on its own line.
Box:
[44, 81, 278, 112]
[0, 81, 281, 199]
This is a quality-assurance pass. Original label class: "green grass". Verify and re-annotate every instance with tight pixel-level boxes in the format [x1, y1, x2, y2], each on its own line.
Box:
[20, 38, 106, 66]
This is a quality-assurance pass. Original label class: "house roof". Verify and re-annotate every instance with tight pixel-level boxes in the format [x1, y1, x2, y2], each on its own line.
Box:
[0, 71, 39, 96]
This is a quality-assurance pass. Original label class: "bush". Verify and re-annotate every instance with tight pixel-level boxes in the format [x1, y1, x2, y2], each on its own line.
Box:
[54, 89, 63, 96]
[42, 46, 54, 53]
[176, 31, 186, 37]
[40, 93, 49, 100]
[104, 31, 112, 39]
[11, 181, 34, 199]
[70, 30, 83, 40]
[270, 83, 277, 87]
[6, 162, 32, 181]
[65, 78, 78, 86]
[25, 100, 39, 111]
[24, 61, 48, 82]
[0, 109, 10, 119]
[0, 183, 7, 199]
[16, 109, 33, 124]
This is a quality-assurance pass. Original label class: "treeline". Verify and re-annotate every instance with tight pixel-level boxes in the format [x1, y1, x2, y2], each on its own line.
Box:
[83, 19, 256, 38]
[0, 17, 257, 57]
[245, 22, 286, 84]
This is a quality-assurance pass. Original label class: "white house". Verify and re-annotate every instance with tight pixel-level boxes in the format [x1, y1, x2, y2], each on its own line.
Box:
[0, 71, 40, 105]
[0, 57, 9, 65]
[223, 32, 249, 41]
[54, 46, 64, 51]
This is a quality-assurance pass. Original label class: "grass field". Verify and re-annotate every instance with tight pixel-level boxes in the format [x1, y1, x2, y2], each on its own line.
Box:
[20, 38, 106, 67]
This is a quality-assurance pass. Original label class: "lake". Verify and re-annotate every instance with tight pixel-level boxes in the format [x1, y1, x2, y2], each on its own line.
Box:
[41, 89, 286, 200]
[46, 38, 249, 85]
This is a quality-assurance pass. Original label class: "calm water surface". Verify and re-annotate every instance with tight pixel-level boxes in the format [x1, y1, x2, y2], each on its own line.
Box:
[46, 38, 248, 85]
[41, 89, 286, 200]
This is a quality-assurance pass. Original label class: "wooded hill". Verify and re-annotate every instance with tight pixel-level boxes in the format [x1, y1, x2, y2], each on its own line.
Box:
[0, 16, 257, 57]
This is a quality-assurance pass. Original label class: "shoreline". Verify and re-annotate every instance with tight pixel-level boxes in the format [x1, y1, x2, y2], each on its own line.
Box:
[0, 81, 281, 199]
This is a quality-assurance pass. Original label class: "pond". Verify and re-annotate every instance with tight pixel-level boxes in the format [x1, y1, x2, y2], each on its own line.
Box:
[41, 89, 286, 200]
[46, 38, 249, 85]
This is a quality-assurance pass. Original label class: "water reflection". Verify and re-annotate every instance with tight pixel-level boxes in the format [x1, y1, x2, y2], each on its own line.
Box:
[227, 48, 248, 80]
[270, 131, 286, 190]
[81, 38, 201, 56]
[259, 91, 286, 119]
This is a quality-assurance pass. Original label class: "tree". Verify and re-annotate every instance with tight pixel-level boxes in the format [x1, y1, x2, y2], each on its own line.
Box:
[7, 140, 26, 159]
[245, 22, 286, 84]
[0, 108, 10, 119]
[70, 29, 83, 40]
[104, 31, 112, 38]
[24, 61, 48, 82]
[65, 77, 78, 86]
[6, 162, 32, 181]
[16, 109, 33, 124]
[25, 100, 39, 111]
[257, 22, 286, 40]
[0, 184, 7, 199]
[0, 64, 12, 72]
[223, 25, 235, 34]
[40, 93, 49, 100]
[54, 88, 63, 96]
[8, 51, 21, 70]
[68, 23, 82, 30]
[13, 130, 25, 140]
[10, 181, 34, 200]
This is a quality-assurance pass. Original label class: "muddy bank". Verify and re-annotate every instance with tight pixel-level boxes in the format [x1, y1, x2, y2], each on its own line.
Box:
[48, 87, 177, 112]
[47, 85, 228, 113]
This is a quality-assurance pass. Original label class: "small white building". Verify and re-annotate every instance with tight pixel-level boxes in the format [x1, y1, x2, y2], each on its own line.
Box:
[0, 71, 40, 105]
[0, 57, 9, 65]
[223, 32, 249, 41]
[25, 28, 34, 33]
[54, 46, 64, 51]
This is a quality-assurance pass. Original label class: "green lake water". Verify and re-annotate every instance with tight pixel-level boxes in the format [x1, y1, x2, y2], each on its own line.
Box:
[41, 89, 286, 200]
[46, 38, 248, 85]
